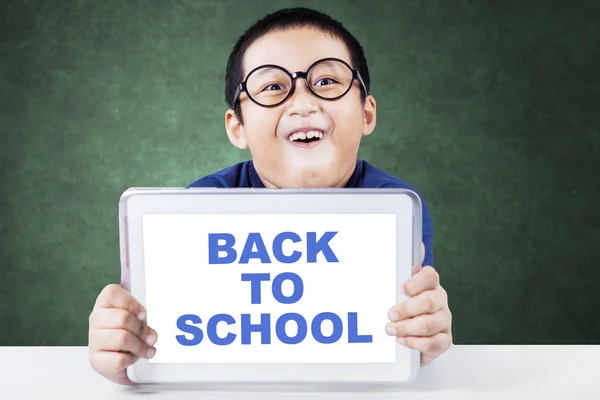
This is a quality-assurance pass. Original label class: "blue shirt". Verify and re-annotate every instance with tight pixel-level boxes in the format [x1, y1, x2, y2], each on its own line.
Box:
[187, 159, 434, 267]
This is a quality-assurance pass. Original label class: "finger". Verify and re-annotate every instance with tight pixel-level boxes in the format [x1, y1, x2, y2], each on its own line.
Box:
[89, 350, 138, 386]
[90, 307, 157, 345]
[398, 333, 453, 365]
[420, 242, 425, 266]
[388, 286, 448, 322]
[91, 328, 156, 359]
[386, 308, 450, 337]
[402, 266, 439, 296]
[96, 284, 146, 320]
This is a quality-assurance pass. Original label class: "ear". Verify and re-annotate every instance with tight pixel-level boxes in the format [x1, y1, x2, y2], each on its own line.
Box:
[362, 95, 377, 137]
[225, 109, 248, 149]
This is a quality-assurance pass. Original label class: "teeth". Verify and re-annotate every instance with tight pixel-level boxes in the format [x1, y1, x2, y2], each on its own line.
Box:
[289, 130, 323, 141]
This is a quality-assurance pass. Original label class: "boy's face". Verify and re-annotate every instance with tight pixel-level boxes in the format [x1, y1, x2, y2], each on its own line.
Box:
[225, 27, 376, 188]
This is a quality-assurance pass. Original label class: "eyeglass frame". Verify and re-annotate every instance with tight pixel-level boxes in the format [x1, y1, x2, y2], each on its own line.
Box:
[232, 57, 368, 108]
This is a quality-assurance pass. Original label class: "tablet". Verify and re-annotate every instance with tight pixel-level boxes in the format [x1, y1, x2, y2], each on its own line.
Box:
[118, 187, 422, 386]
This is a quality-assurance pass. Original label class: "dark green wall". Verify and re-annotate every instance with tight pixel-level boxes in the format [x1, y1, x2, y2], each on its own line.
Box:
[1, 0, 599, 346]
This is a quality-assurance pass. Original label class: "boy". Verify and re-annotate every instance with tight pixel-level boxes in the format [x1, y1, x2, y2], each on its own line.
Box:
[88, 7, 453, 386]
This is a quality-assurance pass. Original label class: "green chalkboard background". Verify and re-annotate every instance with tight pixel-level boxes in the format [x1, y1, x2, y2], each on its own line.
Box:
[1, 0, 599, 346]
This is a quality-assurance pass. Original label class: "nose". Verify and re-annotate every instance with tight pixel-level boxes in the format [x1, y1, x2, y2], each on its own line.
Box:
[285, 78, 319, 117]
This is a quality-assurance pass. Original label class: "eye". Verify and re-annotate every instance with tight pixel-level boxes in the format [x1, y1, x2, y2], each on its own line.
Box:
[264, 83, 286, 91]
[314, 78, 337, 87]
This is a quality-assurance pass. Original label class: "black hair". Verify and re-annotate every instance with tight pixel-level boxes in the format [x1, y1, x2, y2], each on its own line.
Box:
[224, 7, 371, 124]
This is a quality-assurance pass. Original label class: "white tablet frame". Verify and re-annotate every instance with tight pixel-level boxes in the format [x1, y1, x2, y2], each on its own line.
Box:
[118, 187, 423, 385]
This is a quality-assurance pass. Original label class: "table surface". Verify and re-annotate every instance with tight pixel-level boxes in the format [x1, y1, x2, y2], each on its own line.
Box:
[1, 345, 599, 399]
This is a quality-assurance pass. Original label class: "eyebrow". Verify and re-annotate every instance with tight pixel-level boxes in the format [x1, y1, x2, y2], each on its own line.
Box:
[251, 67, 279, 78]
[245, 58, 352, 81]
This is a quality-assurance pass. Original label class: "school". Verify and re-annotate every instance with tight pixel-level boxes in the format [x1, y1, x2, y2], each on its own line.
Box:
[174, 311, 373, 346]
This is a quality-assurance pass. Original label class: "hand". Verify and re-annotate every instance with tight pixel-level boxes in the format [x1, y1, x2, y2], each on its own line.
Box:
[88, 284, 158, 385]
[386, 243, 453, 366]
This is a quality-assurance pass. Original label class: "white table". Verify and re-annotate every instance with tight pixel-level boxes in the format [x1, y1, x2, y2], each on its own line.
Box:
[1, 346, 598, 399]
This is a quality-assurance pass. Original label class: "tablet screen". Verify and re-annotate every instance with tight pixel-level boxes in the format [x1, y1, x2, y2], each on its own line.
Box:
[141, 213, 406, 364]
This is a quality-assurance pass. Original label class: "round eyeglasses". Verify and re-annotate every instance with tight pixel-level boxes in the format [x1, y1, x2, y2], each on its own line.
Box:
[233, 57, 368, 108]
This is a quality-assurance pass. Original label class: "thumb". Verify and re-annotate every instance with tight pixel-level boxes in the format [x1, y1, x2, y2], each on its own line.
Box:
[97, 284, 146, 319]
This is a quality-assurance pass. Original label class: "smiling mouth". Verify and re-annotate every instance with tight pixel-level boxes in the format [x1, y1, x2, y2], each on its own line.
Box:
[287, 130, 325, 146]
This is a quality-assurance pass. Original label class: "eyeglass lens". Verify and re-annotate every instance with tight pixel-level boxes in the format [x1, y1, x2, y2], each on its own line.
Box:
[246, 59, 354, 106]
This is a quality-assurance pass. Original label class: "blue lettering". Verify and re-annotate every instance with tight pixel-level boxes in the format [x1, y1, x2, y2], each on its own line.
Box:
[175, 314, 203, 346]
[239, 233, 271, 264]
[241, 313, 271, 344]
[207, 314, 236, 345]
[271, 272, 304, 304]
[175, 313, 371, 346]
[208, 233, 237, 264]
[208, 231, 341, 264]
[347, 312, 373, 343]
[307, 232, 339, 263]
[311, 312, 343, 344]
[272, 232, 302, 263]
[275, 313, 307, 344]
[241, 273, 271, 304]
